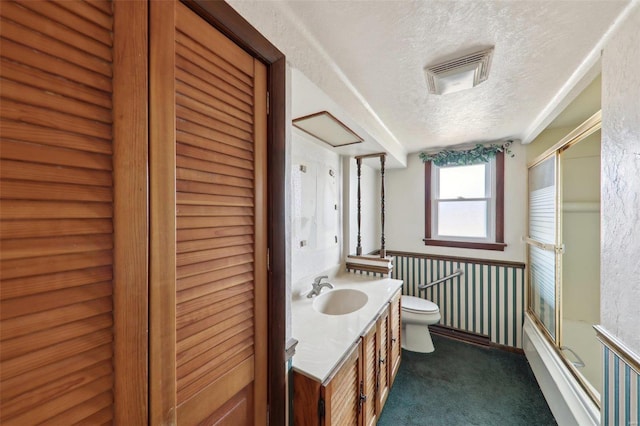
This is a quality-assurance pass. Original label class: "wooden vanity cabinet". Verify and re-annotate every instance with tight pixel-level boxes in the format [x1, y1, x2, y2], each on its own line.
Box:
[293, 289, 403, 425]
[388, 291, 402, 386]
[293, 342, 363, 426]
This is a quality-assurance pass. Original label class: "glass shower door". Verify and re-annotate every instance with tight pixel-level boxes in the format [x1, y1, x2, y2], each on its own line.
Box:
[527, 154, 558, 340]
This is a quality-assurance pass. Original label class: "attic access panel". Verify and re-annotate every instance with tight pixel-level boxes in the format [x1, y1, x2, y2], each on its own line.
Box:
[293, 111, 364, 147]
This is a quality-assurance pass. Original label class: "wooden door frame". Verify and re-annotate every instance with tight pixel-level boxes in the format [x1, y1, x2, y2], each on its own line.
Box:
[181, 2, 287, 425]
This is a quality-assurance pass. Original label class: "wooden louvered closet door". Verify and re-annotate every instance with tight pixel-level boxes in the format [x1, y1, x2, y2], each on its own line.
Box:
[150, 2, 268, 424]
[0, 0, 147, 424]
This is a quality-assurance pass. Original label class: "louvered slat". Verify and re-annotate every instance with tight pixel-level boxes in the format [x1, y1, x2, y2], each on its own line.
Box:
[176, 252, 254, 279]
[0, 19, 112, 78]
[174, 32, 252, 90]
[0, 344, 111, 403]
[178, 345, 254, 403]
[176, 64, 253, 116]
[176, 80, 253, 124]
[176, 317, 253, 369]
[1, 297, 112, 341]
[177, 324, 253, 379]
[177, 279, 253, 317]
[1, 360, 112, 417]
[0, 266, 112, 300]
[177, 263, 253, 295]
[176, 291, 253, 335]
[0, 1, 115, 423]
[0, 58, 112, 108]
[178, 130, 253, 161]
[0, 39, 111, 92]
[0, 282, 112, 319]
[176, 151, 253, 179]
[0, 120, 112, 154]
[0, 3, 112, 60]
[177, 118, 253, 154]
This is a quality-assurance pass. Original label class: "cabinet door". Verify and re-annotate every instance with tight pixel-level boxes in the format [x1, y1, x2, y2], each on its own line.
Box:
[389, 291, 402, 385]
[361, 322, 378, 426]
[376, 308, 391, 412]
[322, 342, 362, 426]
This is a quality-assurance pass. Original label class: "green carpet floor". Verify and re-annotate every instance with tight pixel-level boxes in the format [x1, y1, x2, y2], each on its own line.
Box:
[378, 334, 557, 426]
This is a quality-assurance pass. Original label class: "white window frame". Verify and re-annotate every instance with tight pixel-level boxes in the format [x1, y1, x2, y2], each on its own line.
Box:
[431, 159, 496, 243]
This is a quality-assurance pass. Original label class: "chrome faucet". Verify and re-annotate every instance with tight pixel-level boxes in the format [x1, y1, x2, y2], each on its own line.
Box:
[307, 275, 334, 298]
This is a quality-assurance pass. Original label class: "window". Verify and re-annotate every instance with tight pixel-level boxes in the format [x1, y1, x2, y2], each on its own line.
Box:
[424, 152, 506, 251]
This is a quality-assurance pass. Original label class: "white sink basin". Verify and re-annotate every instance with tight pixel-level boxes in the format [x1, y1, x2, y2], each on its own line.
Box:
[313, 289, 368, 315]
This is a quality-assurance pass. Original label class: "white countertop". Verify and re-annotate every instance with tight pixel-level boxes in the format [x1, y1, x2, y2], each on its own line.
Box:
[291, 273, 403, 383]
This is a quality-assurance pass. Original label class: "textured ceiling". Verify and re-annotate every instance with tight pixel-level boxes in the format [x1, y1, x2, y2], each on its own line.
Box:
[228, 0, 632, 161]
[281, 1, 628, 153]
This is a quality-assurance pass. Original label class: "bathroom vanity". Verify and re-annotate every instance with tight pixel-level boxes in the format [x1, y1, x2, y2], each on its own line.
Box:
[291, 275, 402, 425]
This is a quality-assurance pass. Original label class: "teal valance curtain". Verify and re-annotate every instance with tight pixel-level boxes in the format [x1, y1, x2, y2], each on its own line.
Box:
[419, 140, 514, 166]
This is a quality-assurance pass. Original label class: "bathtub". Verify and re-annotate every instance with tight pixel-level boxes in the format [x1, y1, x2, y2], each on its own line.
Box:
[523, 313, 600, 425]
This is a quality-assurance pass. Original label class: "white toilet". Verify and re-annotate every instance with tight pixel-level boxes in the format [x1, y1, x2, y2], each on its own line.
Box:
[401, 295, 441, 353]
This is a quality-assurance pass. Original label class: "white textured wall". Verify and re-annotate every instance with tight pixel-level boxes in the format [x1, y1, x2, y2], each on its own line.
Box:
[225, 0, 406, 164]
[291, 132, 342, 293]
[385, 142, 527, 262]
[600, 5, 640, 355]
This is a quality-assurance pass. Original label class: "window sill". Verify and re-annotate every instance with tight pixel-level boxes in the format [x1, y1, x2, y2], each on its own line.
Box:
[423, 238, 507, 251]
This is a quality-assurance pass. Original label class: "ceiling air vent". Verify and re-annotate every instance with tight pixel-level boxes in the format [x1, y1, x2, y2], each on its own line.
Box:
[424, 47, 494, 95]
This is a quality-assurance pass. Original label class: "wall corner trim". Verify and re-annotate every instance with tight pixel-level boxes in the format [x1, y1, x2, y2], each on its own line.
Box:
[594, 325, 640, 373]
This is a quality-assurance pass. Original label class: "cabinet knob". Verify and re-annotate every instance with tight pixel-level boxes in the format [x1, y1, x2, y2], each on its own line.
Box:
[391, 336, 397, 344]
[379, 357, 385, 364]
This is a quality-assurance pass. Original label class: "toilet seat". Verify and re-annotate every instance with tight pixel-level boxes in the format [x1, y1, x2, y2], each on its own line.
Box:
[401, 295, 439, 313]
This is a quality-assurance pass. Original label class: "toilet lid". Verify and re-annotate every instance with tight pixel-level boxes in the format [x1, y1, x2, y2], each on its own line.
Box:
[402, 295, 439, 313]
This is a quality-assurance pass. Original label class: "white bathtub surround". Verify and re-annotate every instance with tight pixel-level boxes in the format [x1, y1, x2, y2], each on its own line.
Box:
[291, 273, 402, 382]
[523, 314, 600, 426]
[563, 319, 603, 397]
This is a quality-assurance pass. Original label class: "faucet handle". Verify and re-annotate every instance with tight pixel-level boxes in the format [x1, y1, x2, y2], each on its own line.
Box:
[313, 275, 329, 284]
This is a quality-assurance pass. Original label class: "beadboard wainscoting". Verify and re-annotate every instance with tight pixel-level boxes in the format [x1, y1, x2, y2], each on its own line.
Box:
[390, 251, 526, 349]
[597, 327, 640, 426]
